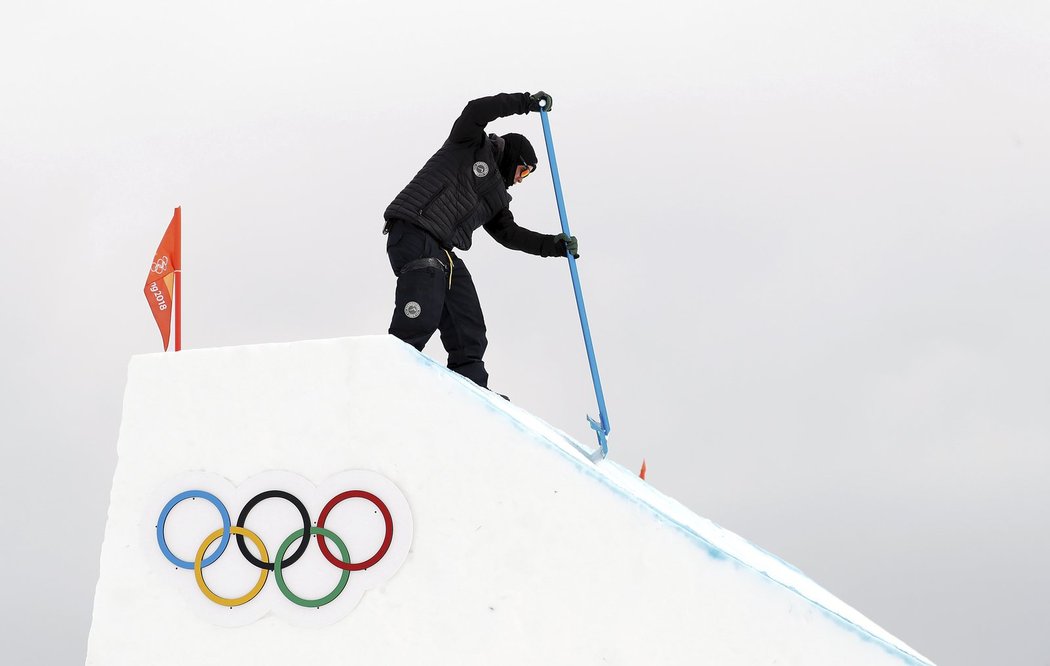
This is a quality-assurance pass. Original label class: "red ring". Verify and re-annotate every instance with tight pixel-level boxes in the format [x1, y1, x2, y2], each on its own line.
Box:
[315, 490, 394, 571]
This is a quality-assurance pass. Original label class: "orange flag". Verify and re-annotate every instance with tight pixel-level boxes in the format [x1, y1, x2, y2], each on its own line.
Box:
[144, 207, 181, 350]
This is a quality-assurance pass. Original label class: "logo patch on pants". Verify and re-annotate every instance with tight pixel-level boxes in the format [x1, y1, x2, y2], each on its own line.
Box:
[404, 302, 421, 319]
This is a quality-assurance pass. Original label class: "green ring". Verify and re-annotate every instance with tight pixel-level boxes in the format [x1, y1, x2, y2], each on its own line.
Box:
[273, 527, 351, 608]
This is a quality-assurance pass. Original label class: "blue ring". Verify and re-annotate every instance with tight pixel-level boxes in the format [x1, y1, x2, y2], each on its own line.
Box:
[157, 490, 231, 569]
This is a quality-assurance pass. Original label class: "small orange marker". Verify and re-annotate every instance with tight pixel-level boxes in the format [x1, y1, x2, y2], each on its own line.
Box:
[639, 459, 647, 481]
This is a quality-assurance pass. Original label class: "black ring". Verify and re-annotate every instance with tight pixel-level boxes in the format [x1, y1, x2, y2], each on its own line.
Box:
[236, 490, 311, 571]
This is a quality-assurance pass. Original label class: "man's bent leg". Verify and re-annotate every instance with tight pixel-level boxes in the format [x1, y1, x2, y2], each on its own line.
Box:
[389, 263, 446, 350]
[438, 256, 489, 388]
[387, 222, 447, 350]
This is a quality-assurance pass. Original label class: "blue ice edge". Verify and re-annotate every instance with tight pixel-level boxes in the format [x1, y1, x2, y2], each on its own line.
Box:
[410, 348, 933, 666]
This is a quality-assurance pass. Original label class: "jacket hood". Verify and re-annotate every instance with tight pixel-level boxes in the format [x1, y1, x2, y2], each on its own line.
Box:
[496, 132, 538, 186]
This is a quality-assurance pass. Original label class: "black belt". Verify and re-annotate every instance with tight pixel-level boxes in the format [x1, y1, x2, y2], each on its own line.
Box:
[399, 257, 449, 275]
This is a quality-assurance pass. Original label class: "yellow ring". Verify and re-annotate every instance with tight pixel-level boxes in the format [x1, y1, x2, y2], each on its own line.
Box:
[194, 526, 269, 607]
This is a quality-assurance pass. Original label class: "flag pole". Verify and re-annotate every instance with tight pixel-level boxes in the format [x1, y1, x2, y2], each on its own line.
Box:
[174, 206, 182, 352]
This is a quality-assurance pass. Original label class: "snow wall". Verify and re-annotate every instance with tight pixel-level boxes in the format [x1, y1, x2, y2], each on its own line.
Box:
[87, 335, 932, 665]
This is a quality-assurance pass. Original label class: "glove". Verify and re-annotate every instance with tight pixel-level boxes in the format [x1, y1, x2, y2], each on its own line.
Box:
[554, 232, 579, 258]
[528, 91, 553, 112]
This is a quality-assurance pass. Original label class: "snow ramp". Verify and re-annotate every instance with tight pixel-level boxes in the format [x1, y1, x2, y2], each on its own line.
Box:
[87, 335, 932, 665]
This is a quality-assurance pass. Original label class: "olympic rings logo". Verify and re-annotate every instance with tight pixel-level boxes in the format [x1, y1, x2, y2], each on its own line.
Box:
[149, 471, 413, 626]
[152, 256, 169, 274]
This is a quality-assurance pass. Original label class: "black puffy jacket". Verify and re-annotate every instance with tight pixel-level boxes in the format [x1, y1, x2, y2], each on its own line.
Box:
[384, 93, 550, 252]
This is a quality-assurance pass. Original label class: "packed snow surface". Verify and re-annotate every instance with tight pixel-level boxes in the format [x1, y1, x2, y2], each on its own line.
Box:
[88, 335, 932, 665]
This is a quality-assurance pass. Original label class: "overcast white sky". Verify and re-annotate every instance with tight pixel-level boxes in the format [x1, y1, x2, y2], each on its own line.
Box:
[2, 1, 1048, 664]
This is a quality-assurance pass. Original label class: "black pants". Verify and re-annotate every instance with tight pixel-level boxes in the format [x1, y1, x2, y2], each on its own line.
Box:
[386, 220, 489, 388]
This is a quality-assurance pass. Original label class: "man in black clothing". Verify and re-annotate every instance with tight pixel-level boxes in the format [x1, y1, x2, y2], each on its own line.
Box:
[383, 91, 577, 389]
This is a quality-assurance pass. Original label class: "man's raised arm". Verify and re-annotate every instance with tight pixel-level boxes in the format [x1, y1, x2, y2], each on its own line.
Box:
[449, 92, 548, 143]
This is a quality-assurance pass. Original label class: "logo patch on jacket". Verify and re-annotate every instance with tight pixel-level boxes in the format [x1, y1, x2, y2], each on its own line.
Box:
[472, 161, 489, 177]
